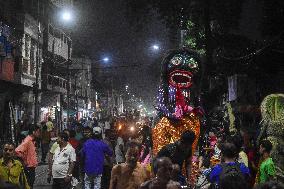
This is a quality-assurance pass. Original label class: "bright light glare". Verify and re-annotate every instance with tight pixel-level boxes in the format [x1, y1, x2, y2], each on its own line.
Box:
[62, 11, 72, 21]
[118, 125, 122, 130]
[103, 57, 109, 62]
[130, 126, 135, 132]
[152, 45, 159, 50]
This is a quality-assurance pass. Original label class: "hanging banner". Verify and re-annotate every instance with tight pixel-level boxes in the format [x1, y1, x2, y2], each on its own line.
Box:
[228, 75, 237, 101]
[0, 59, 15, 81]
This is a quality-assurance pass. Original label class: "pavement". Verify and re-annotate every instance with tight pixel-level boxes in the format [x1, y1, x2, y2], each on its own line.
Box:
[34, 163, 51, 189]
[33, 148, 82, 189]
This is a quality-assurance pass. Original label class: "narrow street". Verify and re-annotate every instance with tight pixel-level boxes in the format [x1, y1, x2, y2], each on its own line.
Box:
[1, 1, 284, 189]
[34, 163, 83, 189]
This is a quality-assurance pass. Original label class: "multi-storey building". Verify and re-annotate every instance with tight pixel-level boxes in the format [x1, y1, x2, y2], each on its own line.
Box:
[0, 0, 44, 142]
[40, 0, 73, 129]
[70, 56, 93, 120]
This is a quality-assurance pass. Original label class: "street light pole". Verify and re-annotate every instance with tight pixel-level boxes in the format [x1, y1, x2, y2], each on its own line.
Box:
[75, 74, 78, 121]
[61, 9, 73, 127]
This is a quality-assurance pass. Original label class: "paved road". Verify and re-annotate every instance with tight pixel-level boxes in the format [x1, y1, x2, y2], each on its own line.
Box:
[34, 163, 51, 189]
[33, 146, 83, 189]
[33, 163, 82, 189]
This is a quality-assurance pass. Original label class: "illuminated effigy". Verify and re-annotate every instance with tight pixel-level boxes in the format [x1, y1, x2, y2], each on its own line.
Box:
[152, 48, 203, 156]
[257, 94, 284, 183]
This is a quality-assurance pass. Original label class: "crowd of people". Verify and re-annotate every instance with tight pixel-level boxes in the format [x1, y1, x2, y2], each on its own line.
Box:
[195, 131, 283, 189]
[0, 116, 283, 189]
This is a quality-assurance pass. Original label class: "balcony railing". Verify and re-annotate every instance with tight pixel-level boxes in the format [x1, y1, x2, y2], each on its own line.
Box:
[43, 74, 67, 94]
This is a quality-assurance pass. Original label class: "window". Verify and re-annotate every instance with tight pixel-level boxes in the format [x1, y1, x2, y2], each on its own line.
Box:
[48, 75, 52, 85]
[54, 29, 61, 39]
[54, 77, 59, 86]
[24, 34, 31, 58]
[30, 40, 36, 75]
[22, 59, 29, 74]
[59, 78, 63, 87]
[61, 34, 64, 47]
[49, 25, 54, 35]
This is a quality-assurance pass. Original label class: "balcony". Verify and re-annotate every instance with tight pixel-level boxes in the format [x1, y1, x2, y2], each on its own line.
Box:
[42, 74, 67, 94]
[47, 24, 71, 60]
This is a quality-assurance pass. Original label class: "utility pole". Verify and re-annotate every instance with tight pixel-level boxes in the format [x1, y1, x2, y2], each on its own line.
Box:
[66, 42, 71, 126]
[75, 74, 78, 121]
[34, 0, 40, 126]
[180, 7, 188, 47]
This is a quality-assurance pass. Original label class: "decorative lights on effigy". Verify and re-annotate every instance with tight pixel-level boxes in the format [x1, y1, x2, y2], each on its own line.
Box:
[152, 113, 200, 156]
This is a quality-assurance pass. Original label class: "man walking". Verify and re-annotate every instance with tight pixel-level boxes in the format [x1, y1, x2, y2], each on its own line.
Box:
[256, 140, 276, 184]
[140, 157, 181, 189]
[109, 141, 150, 189]
[156, 130, 196, 180]
[209, 142, 250, 188]
[15, 125, 41, 189]
[81, 127, 113, 189]
[40, 125, 51, 164]
[0, 142, 30, 189]
[46, 117, 54, 132]
[48, 132, 76, 189]
[102, 130, 114, 189]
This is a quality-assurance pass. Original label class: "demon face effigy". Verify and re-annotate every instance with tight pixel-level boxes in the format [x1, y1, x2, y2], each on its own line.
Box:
[153, 48, 203, 183]
[153, 48, 203, 154]
[157, 48, 202, 120]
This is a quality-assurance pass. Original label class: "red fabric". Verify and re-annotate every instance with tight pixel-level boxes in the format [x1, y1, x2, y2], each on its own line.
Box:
[69, 138, 79, 149]
[175, 87, 186, 109]
[0, 59, 14, 81]
[209, 136, 217, 147]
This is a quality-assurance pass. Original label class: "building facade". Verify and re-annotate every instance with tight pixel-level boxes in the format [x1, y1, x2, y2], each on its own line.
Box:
[0, 0, 44, 142]
[40, 0, 73, 130]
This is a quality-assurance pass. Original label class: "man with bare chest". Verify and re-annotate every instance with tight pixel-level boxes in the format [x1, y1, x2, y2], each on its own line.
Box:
[140, 157, 181, 189]
[109, 141, 150, 189]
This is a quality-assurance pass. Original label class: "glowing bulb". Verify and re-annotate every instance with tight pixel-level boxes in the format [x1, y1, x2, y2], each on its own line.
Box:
[62, 10, 72, 21]
[152, 45, 159, 50]
[103, 57, 109, 62]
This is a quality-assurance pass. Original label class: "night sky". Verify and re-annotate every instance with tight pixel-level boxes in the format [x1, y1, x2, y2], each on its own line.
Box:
[72, 0, 173, 110]
[70, 0, 283, 111]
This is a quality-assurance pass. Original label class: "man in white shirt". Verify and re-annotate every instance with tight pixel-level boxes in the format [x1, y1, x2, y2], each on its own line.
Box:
[48, 132, 76, 189]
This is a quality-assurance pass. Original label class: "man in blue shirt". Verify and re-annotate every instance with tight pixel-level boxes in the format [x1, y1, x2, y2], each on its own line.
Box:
[81, 127, 113, 189]
[210, 142, 250, 187]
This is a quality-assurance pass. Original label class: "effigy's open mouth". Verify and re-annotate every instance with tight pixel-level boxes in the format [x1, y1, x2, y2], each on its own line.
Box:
[169, 70, 192, 88]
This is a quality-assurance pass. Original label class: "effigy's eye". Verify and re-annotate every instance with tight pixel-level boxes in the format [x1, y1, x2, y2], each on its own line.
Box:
[170, 56, 182, 66]
[186, 57, 199, 69]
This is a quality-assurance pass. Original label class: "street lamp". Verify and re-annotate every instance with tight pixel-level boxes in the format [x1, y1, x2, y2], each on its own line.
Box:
[152, 44, 160, 50]
[60, 9, 74, 126]
[61, 9, 73, 23]
[103, 57, 109, 62]
[33, 0, 41, 125]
